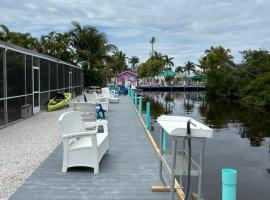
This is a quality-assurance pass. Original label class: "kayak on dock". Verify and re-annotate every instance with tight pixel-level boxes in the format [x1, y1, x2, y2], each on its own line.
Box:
[47, 93, 72, 112]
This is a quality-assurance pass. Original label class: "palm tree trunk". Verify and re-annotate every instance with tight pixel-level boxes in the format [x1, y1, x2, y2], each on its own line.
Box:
[151, 43, 153, 57]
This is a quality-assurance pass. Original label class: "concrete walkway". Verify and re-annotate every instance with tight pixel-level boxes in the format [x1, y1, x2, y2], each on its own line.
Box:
[10, 96, 168, 200]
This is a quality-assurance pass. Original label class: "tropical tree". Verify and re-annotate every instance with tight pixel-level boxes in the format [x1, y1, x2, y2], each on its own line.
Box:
[108, 50, 128, 73]
[70, 21, 116, 68]
[0, 24, 40, 50]
[149, 36, 156, 56]
[203, 46, 234, 70]
[138, 57, 165, 78]
[240, 49, 270, 76]
[163, 55, 174, 69]
[153, 51, 163, 60]
[40, 31, 75, 62]
[183, 61, 196, 75]
[70, 21, 117, 86]
[129, 56, 139, 71]
[152, 51, 174, 71]
[238, 50, 270, 106]
[197, 56, 208, 74]
[175, 66, 184, 73]
[0, 24, 9, 41]
[201, 46, 239, 97]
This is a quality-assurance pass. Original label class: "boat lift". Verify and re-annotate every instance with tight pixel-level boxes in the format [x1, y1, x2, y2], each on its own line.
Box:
[156, 115, 213, 200]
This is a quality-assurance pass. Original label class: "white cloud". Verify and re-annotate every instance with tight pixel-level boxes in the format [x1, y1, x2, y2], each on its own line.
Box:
[0, 0, 270, 65]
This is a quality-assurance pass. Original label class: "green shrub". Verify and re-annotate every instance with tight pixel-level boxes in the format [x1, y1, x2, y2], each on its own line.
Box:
[241, 72, 270, 106]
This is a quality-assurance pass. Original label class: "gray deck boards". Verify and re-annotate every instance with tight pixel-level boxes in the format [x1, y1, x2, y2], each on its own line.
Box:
[10, 96, 169, 200]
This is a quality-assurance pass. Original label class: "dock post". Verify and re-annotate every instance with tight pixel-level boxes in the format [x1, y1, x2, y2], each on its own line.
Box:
[222, 168, 238, 200]
[131, 90, 134, 103]
[135, 93, 137, 107]
[128, 88, 131, 97]
[139, 96, 142, 115]
[162, 130, 167, 152]
[146, 102, 151, 130]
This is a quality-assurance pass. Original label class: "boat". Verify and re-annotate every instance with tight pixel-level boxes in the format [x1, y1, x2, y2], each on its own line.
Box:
[47, 93, 72, 112]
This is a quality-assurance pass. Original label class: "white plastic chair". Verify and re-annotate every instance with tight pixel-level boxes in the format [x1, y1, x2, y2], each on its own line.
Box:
[85, 93, 97, 104]
[102, 87, 119, 103]
[59, 111, 109, 174]
[93, 92, 109, 112]
[73, 102, 96, 122]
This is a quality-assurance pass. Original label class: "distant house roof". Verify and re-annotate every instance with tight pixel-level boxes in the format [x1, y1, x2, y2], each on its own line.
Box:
[160, 70, 176, 77]
[116, 70, 138, 77]
[0, 40, 79, 68]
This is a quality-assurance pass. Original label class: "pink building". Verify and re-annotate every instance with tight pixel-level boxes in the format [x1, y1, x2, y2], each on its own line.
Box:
[116, 71, 138, 88]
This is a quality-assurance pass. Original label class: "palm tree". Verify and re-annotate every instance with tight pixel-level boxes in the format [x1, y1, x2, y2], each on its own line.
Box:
[163, 55, 174, 69]
[109, 50, 128, 73]
[183, 61, 196, 85]
[70, 21, 117, 68]
[204, 46, 234, 70]
[0, 24, 10, 40]
[152, 52, 174, 71]
[0, 24, 40, 50]
[175, 66, 184, 73]
[149, 36, 156, 56]
[197, 56, 208, 75]
[129, 56, 139, 71]
[184, 61, 196, 75]
[153, 51, 163, 60]
[40, 31, 74, 62]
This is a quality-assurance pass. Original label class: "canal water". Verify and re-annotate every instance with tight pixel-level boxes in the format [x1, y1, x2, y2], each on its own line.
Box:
[140, 91, 270, 200]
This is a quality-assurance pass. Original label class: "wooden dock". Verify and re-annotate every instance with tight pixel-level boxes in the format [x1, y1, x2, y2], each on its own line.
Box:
[10, 96, 170, 200]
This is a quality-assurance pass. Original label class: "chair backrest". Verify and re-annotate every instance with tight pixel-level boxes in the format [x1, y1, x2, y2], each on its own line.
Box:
[102, 87, 111, 98]
[73, 102, 96, 122]
[94, 91, 108, 102]
[85, 93, 97, 104]
[93, 92, 99, 99]
[59, 111, 84, 137]
[102, 87, 110, 94]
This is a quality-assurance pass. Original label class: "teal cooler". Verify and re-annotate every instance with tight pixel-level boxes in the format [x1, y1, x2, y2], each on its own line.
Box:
[222, 168, 238, 200]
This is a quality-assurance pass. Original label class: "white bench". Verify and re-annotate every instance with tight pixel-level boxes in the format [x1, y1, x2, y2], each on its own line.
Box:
[59, 111, 109, 174]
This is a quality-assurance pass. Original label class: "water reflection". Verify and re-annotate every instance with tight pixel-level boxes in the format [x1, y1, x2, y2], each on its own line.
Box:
[141, 92, 270, 147]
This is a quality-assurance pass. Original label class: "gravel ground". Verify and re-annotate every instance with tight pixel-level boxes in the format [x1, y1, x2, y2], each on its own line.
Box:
[0, 105, 73, 200]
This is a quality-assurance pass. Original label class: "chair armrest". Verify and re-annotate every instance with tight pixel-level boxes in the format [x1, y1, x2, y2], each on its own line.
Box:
[62, 130, 97, 139]
[83, 120, 108, 131]
[84, 120, 107, 126]
[97, 97, 108, 102]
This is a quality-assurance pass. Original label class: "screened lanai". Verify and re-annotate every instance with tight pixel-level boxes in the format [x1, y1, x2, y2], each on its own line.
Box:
[0, 40, 83, 127]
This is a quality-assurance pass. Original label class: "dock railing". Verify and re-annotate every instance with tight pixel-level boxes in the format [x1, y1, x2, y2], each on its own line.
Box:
[127, 88, 186, 200]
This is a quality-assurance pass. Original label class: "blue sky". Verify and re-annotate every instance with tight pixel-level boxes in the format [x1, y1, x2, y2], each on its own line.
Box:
[1, 0, 270, 67]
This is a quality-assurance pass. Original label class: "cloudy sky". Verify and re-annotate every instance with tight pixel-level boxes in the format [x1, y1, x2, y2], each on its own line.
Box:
[1, 0, 270, 67]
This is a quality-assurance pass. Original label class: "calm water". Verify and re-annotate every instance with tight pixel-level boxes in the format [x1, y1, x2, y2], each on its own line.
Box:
[140, 92, 270, 200]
